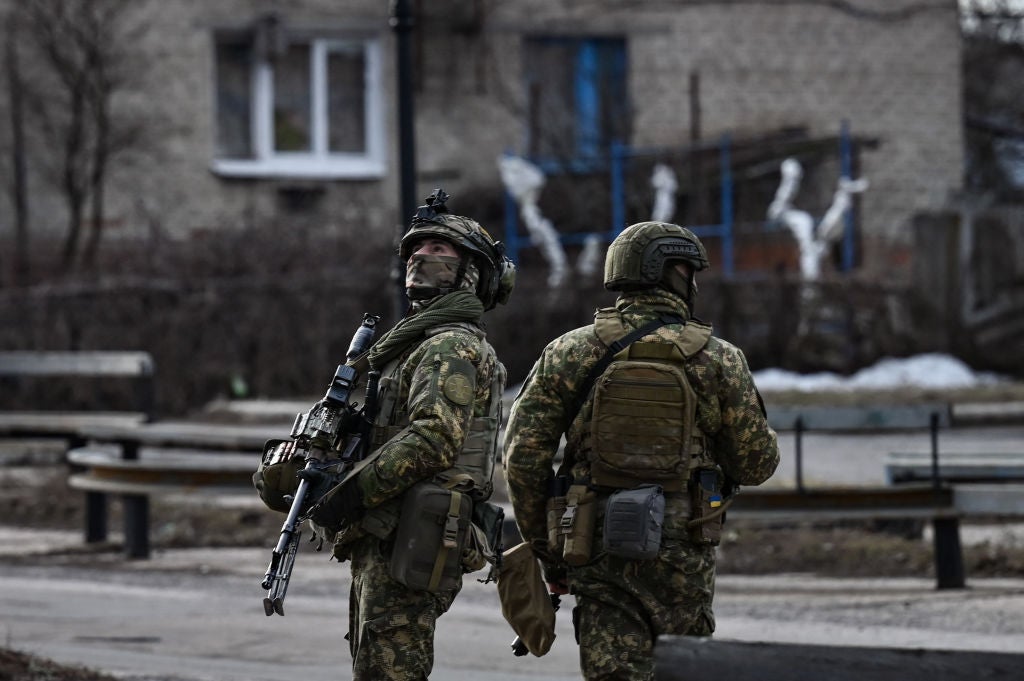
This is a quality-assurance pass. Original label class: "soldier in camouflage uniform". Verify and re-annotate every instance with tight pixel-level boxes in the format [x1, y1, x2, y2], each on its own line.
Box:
[503, 221, 779, 680]
[307, 190, 515, 680]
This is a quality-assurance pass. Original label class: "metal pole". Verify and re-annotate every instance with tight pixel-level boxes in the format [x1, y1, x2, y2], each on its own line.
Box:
[795, 415, 805, 494]
[390, 0, 417, 321]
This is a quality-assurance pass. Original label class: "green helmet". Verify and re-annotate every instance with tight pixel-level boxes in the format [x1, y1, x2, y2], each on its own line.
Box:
[604, 221, 709, 292]
[399, 189, 516, 310]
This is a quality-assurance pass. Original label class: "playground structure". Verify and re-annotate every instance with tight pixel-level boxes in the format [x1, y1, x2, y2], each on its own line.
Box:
[502, 122, 865, 282]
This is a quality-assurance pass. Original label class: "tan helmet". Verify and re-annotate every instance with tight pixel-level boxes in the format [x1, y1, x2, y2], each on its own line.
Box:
[604, 221, 709, 291]
[399, 189, 516, 310]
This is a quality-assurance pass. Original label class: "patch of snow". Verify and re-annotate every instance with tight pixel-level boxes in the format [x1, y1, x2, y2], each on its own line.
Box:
[753, 353, 1007, 392]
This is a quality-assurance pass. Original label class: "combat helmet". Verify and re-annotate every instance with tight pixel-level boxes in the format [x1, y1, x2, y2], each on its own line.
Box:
[604, 221, 709, 292]
[399, 188, 516, 310]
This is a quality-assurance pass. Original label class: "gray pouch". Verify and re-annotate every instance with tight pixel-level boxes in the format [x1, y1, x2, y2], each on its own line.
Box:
[602, 484, 665, 560]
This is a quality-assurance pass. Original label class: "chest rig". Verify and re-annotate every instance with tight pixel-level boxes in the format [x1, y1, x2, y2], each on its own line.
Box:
[582, 308, 713, 492]
[369, 323, 504, 502]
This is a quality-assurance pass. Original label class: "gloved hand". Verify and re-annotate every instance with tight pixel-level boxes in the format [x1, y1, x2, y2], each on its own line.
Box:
[298, 467, 365, 531]
[295, 466, 338, 510]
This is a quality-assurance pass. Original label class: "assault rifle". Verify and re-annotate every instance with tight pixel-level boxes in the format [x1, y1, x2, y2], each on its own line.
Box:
[261, 313, 382, 616]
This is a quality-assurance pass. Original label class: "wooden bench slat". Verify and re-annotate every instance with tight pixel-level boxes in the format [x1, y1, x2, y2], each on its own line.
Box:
[0, 351, 154, 377]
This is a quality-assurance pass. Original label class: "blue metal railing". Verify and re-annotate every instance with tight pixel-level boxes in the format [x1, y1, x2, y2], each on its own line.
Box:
[504, 134, 736, 276]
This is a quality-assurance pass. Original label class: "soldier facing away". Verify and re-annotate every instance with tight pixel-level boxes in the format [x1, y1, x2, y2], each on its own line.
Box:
[503, 220, 779, 680]
[257, 189, 514, 679]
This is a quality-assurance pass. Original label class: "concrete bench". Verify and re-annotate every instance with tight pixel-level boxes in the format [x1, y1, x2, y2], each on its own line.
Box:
[0, 351, 157, 553]
[71, 421, 282, 558]
[0, 351, 156, 444]
[885, 451, 1024, 485]
[767, 403, 948, 498]
[729, 486, 965, 589]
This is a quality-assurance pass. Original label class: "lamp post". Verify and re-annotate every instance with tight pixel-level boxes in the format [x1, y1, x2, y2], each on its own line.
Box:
[389, 0, 417, 321]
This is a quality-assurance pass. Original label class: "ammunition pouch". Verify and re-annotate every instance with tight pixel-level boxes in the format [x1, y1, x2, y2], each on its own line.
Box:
[389, 480, 473, 592]
[603, 484, 665, 560]
[561, 485, 598, 566]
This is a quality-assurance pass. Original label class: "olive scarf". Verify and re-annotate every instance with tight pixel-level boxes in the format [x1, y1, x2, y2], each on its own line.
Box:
[366, 290, 484, 370]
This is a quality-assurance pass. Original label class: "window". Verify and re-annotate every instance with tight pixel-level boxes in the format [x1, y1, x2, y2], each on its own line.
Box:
[523, 37, 628, 172]
[212, 27, 385, 179]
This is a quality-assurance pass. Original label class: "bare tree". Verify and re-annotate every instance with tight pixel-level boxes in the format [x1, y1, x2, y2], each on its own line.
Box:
[16, 0, 150, 273]
[4, 9, 30, 285]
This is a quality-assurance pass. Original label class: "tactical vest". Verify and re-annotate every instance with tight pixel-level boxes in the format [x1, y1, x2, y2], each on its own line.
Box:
[369, 322, 504, 502]
[583, 308, 714, 492]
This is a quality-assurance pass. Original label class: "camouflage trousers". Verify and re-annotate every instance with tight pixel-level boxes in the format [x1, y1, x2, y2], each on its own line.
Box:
[569, 539, 716, 681]
[347, 535, 462, 680]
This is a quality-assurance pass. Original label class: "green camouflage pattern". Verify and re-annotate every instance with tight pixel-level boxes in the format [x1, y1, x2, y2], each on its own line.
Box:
[503, 287, 778, 678]
[358, 324, 502, 507]
[340, 316, 503, 679]
[573, 540, 716, 680]
[347, 534, 460, 680]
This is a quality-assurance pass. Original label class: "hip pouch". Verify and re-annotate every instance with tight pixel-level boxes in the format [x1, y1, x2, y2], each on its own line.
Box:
[562, 484, 598, 566]
[603, 484, 665, 560]
[390, 481, 472, 592]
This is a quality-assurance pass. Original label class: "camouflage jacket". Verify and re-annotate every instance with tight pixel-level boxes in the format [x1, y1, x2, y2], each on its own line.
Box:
[357, 322, 505, 508]
[503, 289, 779, 556]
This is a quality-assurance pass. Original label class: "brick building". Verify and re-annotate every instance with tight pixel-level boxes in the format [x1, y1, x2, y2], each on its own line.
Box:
[0, 0, 963, 279]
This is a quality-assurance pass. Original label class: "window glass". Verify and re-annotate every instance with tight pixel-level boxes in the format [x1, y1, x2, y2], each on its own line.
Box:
[273, 44, 312, 152]
[327, 45, 366, 153]
[524, 37, 628, 167]
[215, 41, 252, 158]
[212, 30, 383, 178]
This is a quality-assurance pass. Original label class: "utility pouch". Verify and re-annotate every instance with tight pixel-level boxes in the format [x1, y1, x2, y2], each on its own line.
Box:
[689, 469, 725, 545]
[561, 485, 597, 566]
[603, 484, 665, 560]
[390, 481, 472, 592]
[546, 495, 568, 557]
[464, 500, 504, 573]
[545, 475, 571, 557]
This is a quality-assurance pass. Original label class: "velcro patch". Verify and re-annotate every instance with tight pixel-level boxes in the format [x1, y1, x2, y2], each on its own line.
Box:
[443, 372, 474, 405]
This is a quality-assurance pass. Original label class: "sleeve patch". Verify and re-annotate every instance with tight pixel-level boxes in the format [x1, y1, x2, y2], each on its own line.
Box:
[443, 372, 474, 406]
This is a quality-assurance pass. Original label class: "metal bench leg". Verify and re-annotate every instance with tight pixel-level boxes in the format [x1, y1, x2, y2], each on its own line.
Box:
[122, 494, 150, 560]
[84, 492, 108, 543]
[932, 515, 965, 590]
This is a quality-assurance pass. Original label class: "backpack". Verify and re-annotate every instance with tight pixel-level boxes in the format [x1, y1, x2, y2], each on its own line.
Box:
[582, 308, 712, 491]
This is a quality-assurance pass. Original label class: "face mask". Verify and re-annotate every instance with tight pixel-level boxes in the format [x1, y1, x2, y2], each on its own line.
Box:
[405, 254, 461, 300]
[663, 265, 696, 307]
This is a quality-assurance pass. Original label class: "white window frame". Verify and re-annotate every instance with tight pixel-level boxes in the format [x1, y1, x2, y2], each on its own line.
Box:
[212, 37, 385, 180]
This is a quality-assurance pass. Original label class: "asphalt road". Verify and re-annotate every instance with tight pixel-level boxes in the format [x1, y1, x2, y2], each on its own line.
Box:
[3, 423, 1024, 679]
[3, 536, 1024, 681]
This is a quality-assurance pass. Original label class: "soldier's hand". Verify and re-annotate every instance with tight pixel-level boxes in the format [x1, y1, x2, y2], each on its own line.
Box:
[295, 467, 337, 512]
[307, 480, 365, 531]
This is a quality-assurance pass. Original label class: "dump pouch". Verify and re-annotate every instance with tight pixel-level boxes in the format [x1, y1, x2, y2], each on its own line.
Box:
[603, 484, 665, 560]
[389, 481, 472, 592]
[689, 468, 725, 545]
[496, 542, 557, 657]
[561, 484, 597, 566]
